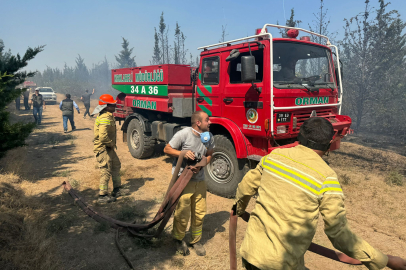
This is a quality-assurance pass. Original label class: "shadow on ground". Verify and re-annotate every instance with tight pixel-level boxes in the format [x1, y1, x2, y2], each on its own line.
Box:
[49, 187, 179, 270]
[0, 130, 87, 182]
[126, 177, 155, 194]
[200, 211, 230, 245]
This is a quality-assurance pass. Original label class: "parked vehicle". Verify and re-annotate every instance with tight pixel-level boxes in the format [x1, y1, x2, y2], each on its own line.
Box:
[36, 87, 57, 104]
[112, 24, 352, 197]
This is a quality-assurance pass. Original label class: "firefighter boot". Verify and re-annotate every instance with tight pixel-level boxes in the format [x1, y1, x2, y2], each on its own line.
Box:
[111, 187, 130, 198]
[97, 195, 116, 204]
[175, 239, 190, 256]
[192, 242, 206, 256]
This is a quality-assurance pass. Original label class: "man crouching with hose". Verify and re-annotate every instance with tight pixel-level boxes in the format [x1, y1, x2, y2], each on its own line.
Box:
[164, 111, 214, 256]
[232, 117, 406, 270]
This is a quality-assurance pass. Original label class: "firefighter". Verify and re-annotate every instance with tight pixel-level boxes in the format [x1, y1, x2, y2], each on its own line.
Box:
[163, 111, 214, 256]
[233, 117, 406, 270]
[92, 94, 128, 203]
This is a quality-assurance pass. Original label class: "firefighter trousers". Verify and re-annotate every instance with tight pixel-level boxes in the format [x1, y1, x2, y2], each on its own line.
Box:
[96, 148, 121, 195]
[172, 180, 207, 244]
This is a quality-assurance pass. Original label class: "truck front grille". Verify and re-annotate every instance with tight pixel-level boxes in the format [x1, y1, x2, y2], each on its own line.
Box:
[292, 109, 335, 132]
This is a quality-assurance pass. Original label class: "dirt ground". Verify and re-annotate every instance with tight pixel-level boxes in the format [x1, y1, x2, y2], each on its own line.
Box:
[1, 94, 405, 270]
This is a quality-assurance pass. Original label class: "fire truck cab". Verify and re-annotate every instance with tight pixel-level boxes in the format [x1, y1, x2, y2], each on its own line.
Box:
[112, 24, 351, 197]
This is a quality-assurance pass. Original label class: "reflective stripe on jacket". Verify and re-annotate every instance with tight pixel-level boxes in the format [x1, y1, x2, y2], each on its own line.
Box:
[93, 111, 116, 154]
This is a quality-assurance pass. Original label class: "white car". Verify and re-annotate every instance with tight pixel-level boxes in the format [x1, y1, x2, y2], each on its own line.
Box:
[36, 87, 57, 104]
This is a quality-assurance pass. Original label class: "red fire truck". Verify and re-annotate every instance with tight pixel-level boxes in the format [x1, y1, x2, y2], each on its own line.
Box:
[23, 81, 37, 92]
[112, 24, 352, 197]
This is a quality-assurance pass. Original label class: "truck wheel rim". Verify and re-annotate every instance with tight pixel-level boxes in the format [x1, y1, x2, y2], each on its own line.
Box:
[130, 129, 140, 149]
[208, 152, 234, 184]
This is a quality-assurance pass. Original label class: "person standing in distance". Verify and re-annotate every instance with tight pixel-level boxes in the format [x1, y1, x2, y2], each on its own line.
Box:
[92, 94, 129, 204]
[15, 95, 21, 111]
[59, 94, 80, 133]
[23, 88, 30, 110]
[164, 111, 214, 257]
[233, 117, 406, 270]
[30, 89, 46, 125]
[81, 88, 95, 119]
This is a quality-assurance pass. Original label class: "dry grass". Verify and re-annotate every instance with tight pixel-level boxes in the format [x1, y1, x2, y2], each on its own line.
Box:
[46, 212, 77, 234]
[0, 172, 60, 270]
[2, 102, 406, 270]
[52, 170, 71, 177]
[93, 221, 111, 234]
[386, 170, 405, 186]
[115, 204, 147, 222]
[69, 178, 81, 189]
[338, 173, 351, 185]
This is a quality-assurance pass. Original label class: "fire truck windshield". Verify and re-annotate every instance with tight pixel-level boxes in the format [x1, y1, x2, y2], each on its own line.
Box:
[273, 41, 336, 89]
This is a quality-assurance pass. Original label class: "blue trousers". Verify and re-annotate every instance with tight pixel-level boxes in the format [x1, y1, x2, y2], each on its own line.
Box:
[33, 106, 43, 124]
[63, 115, 75, 131]
[15, 98, 20, 110]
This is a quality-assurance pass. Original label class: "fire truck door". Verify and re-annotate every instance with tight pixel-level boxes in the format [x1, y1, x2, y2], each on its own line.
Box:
[196, 56, 221, 116]
[222, 49, 265, 134]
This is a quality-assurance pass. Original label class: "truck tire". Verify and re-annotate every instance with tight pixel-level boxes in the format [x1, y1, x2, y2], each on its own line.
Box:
[127, 118, 155, 159]
[204, 135, 248, 198]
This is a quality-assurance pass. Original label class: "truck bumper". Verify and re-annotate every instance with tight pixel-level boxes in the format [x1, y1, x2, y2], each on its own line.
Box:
[329, 115, 352, 151]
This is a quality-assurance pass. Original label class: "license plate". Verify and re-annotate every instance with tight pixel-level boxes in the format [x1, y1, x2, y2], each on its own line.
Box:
[276, 112, 291, 123]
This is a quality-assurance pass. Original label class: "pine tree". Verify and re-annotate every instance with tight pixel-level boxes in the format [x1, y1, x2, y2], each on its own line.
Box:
[308, 0, 336, 44]
[173, 23, 188, 64]
[368, 0, 406, 135]
[165, 26, 171, 64]
[159, 12, 167, 64]
[180, 32, 187, 64]
[90, 57, 110, 92]
[219, 25, 229, 43]
[0, 39, 44, 155]
[340, 0, 375, 131]
[174, 22, 181, 64]
[340, 0, 406, 133]
[279, 9, 302, 37]
[75, 54, 89, 83]
[151, 28, 161, 64]
[115, 37, 137, 68]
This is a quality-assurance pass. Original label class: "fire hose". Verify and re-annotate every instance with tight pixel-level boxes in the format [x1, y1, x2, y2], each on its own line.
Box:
[229, 211, 362, 270]
[62, 150, 206, 269]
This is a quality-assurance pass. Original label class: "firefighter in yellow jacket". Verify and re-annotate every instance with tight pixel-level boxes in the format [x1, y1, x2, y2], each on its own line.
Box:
[93, 94, 128, 203]
[234, 117, 406, 270]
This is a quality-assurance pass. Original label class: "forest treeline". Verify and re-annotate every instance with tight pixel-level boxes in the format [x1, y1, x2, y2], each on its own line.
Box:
[27, 0, 406, 136]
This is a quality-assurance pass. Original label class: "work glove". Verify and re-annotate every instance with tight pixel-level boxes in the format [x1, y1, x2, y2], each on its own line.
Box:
[231, 204, 237, 216]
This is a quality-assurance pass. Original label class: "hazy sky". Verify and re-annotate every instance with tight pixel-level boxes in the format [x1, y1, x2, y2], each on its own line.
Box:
[1, 0, 405, 73]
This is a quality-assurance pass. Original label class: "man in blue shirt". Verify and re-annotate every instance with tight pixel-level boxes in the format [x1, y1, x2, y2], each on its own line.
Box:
[59, 94, 80, 133]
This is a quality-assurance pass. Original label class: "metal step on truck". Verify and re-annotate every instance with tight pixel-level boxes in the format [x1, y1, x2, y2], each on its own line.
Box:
[112, 24, 352, 197]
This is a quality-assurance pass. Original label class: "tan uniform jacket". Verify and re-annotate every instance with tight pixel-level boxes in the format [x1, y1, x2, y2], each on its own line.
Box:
[235, 145, 388, 270]
[93, 111, 116, 154]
